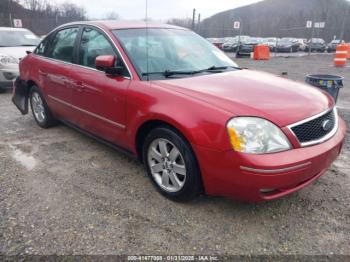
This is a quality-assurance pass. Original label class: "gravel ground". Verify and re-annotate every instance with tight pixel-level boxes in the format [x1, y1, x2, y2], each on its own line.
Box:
[0, 54, 349, 256]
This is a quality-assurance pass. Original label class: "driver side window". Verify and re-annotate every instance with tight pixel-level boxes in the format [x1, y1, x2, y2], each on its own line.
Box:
[79, 28, 115, 68]
[78, 27, 129, 78]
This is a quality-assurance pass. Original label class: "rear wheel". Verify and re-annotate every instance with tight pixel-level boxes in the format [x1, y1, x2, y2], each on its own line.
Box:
[143, 127, 202, 202]
[30, 85, 57, 128]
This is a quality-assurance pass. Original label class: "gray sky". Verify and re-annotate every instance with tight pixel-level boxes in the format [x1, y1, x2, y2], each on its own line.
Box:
[52, 0, 263, 20]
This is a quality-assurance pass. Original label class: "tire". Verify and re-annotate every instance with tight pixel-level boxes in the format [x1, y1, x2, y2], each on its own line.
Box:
[29, 85, 57, 128]
[142, 126, 202, 202]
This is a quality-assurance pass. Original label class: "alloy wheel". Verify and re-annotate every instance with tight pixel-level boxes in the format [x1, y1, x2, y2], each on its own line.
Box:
[31, 92, 46, 123]
[147, 138, 187, 193]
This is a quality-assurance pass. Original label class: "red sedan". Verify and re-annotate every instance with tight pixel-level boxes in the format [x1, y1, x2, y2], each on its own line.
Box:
[12, 21, 346, 202]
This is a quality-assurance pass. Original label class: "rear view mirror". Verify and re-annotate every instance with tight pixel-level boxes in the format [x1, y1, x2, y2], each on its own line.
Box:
[95, 55, 123, 76]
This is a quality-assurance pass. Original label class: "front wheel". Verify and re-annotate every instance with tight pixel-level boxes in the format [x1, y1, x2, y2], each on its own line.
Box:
[143, 127, 202, 202]
[30, 85, 57, 128]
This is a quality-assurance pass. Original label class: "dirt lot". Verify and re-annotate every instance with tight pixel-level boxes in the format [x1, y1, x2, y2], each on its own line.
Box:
[0, 54, 349, 256]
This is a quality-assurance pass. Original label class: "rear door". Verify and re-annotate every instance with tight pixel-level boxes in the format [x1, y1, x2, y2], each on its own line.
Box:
[38, 27, 80, 121]
[70, 26, 131, 146]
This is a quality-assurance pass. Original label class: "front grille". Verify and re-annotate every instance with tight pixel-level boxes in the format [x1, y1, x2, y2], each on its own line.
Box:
[290, 108, 337, 145]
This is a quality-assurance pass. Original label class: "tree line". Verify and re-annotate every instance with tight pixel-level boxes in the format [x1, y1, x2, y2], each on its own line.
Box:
[0, 0, 86, 35]
[169, 0, 350, 42]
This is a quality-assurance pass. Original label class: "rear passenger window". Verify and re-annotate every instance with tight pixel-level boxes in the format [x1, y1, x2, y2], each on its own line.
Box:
[48, 27, 79, 63]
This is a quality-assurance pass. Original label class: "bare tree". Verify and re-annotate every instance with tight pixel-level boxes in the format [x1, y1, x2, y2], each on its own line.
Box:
[104, 11, 120, 20]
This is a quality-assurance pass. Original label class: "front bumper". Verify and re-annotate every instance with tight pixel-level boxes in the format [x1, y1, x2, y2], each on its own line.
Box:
[193, 117, 346, 202]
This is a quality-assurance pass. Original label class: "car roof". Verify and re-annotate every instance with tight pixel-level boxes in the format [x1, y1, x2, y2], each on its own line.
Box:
[58, 20, 187, 31]
[0, 27, 30, 31]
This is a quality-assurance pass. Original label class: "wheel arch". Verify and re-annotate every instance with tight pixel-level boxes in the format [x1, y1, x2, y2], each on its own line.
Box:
[134, 118, 194, 163]
[26, 79, 38, 92]
[135, 118, 205, 196]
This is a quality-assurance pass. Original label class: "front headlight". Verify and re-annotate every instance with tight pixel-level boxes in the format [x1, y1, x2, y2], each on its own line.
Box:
[227, 117, 291, 154]
[0, 54, 19, 65]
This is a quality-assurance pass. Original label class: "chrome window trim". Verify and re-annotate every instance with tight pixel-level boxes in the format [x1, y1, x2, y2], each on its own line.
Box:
[33, 23, 133, 80]
[32, 54, 131, 80]
[240, 162, 312, 174]
[287, 107, 338, 147]
[48, 95, 126, 129]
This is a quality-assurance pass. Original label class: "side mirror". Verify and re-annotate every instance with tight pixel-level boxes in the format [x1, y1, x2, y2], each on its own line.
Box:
[95, 55, 123, 76]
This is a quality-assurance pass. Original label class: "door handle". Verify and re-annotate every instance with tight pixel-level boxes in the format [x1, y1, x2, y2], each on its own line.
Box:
[75, 81, 85, 92]
[38, 70, 48, 77]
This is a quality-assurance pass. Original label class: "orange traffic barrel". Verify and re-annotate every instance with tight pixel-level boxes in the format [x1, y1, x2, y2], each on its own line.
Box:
[347, 44, 350, 60]
[253, 45, 270, 60]
[334, 44, 348, 67]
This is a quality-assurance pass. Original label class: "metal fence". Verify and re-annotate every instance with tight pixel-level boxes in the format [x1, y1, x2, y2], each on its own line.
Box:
[0, 12, 79, 35]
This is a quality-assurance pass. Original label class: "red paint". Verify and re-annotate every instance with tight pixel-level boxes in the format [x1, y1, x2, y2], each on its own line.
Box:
[95, 55, 115, 68]
[16, 21, 346, 202]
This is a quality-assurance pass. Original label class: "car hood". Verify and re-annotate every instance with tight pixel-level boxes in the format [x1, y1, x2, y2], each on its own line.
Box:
[0, 46, 36, 60]
[152, 70, 333, 127]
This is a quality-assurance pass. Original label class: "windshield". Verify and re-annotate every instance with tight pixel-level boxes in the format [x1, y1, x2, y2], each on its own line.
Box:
[280, 38, 295, 43]
[279, 39, 293, 44]
[310, 39, 324, 43]
[0, 29, 40, 47]
[113, 28, 238, 80]
[267, 38, 277, 43]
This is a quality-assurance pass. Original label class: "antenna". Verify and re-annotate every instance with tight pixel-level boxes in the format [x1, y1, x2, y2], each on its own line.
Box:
[145, 0, 149, 81]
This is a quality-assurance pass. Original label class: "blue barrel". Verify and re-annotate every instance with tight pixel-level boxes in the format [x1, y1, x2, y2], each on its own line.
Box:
[305, 74, 344, 103]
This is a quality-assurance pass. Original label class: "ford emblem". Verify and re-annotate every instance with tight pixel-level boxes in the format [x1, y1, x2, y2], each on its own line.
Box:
[322, 119, 332, 132]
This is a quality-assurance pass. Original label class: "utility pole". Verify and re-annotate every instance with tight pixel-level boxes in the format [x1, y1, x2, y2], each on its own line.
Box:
[309, 13, 316, 56]
[339, 3, 350, 41]
[192, 8, 196, 31]
[197, 13, 201, 34]
[8, 0, 13, 27]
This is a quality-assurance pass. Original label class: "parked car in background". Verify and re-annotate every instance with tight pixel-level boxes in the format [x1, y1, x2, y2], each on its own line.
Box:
[0, 27, 40, 92]
[207, 38, 225, 49]
[295, 38, 307, 51]
[13, 21, 346, 202]
[264, 37, 279, 51]
[237, 35, 251, 44]
[276, 38, 299, 52]
[236, 37, 260, 57]
[222, 39, 239, 52]
[327, 39, 342, 53]
[305, 38, 326, 52]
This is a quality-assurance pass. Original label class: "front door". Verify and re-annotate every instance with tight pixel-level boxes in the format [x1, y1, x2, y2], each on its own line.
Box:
[70, 26, 131, 147]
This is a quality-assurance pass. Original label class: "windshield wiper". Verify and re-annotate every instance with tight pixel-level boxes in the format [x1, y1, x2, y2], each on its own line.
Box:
[142, 69, 204, 78]
[205, 65, 241, 71]
[142, 66, 241, 79]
